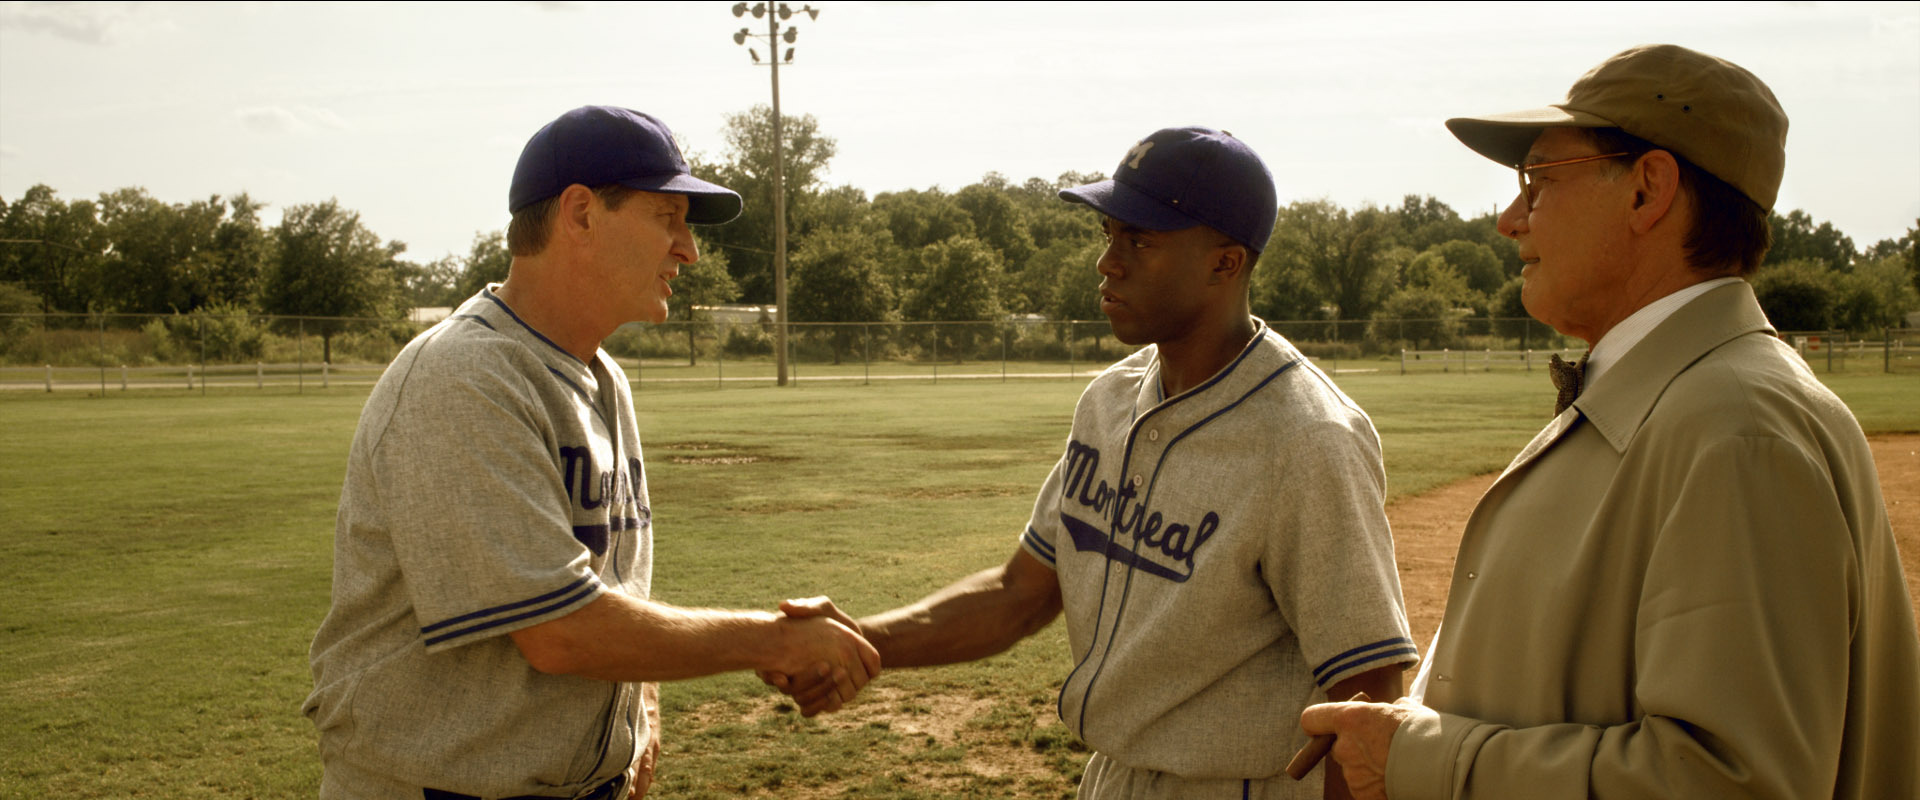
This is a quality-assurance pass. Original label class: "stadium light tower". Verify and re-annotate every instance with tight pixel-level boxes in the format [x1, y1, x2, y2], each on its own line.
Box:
[732, 2, 819, 387]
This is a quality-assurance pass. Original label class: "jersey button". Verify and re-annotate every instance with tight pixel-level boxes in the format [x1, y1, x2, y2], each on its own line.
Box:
[1466, 572, 1477, 580]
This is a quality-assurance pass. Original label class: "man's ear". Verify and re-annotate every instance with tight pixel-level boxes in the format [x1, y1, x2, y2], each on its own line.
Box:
[1209, 243, 1248, 285]
[556, 184, 597, 244]
[1627, 150, 1682, 235]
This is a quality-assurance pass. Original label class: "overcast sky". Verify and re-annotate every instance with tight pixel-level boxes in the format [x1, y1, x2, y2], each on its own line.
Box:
[2, 1, 1916, 265]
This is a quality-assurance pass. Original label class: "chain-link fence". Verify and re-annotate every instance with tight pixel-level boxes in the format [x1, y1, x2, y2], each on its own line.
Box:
[0, 311, 406, 394]
[1, 312, 1908, 394]
[1773, 330, 1920, 374]
[1874, 328, 1920, 374]
[599, 319, 1144, 388]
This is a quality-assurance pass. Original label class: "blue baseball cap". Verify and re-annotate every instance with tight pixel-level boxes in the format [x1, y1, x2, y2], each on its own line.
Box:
[509, 105, 743, 224]
[1060, 126, 1277, 253]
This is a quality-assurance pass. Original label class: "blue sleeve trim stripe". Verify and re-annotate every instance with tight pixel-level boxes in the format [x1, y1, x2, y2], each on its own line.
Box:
[1021, 527, 1056, 565]
[1320, 644, 1428, 682]
[1312, 637, 1417, 682]
[1315, 646, 1420, 687]
[422, 582, 602, 647]
[419, 576, 597, 635]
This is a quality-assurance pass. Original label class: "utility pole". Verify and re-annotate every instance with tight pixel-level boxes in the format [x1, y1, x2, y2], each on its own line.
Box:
[732, 2, 819, 387]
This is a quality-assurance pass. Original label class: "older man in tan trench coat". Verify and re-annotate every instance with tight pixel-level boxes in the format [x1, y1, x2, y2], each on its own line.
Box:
[1300, 44, 1920, 800]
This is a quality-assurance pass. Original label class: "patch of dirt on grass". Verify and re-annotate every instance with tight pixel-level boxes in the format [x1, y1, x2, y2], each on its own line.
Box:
[822, 687, 1019, 738]
[727, 498, 862, 514]
[655, 441, 797, 467]
[685, 688, 1076, 799]
[669, 455, 768, 465]
[888, 484, 1031, 501]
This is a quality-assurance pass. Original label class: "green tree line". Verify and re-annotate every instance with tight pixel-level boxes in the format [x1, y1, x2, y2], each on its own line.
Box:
[6, 106, 1917, 350]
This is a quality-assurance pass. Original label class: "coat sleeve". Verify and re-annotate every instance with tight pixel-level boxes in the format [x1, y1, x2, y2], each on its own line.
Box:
[1386, 434, 1857, 800]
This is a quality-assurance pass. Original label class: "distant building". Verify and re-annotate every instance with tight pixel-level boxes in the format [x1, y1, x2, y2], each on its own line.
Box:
[694, 304, 775, 325]
[408, 307, 452, 324]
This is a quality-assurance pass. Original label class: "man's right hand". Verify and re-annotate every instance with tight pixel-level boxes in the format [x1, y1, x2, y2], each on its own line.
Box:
[1299, 697, 1432, 800]
[761, 550, 1063, 716]
[764, 602, 879, 716]
[761, 597, 873, 716]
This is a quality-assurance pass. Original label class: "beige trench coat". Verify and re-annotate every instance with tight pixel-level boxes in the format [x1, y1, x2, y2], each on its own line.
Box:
[1387, 281, 1920, 799]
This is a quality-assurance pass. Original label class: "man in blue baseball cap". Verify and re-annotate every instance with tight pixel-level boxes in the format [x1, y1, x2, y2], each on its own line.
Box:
[307, 105, 878, 800]
[770, 126, 1416, 799]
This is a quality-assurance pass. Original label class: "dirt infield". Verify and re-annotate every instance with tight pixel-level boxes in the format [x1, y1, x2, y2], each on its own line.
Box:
[1390, 433, 1920, 653]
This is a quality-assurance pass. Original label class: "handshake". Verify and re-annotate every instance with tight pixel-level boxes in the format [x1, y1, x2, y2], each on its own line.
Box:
[756, 596, 880, 717]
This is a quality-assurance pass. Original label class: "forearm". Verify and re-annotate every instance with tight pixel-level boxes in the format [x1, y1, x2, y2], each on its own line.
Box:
[859, 557, 1061, 669]
[1327, 665, 1403, 706]
[513, 592, 811, 682]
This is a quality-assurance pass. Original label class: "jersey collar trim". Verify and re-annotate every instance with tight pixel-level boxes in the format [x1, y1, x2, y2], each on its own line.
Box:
[479, 286, 592, 367]
[458, 288, 610, 416]
[1138, 317, 1273, 415]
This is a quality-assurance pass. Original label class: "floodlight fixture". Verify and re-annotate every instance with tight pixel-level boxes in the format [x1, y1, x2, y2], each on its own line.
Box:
[723, 3, 824, 387]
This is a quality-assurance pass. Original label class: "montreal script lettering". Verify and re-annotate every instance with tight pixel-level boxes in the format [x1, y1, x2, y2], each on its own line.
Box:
[1058, 439, 1218, 582]
[559, 446, 647, 555]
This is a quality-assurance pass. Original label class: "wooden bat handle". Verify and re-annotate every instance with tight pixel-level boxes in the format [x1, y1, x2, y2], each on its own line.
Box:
[1285, 691, 1372, 780]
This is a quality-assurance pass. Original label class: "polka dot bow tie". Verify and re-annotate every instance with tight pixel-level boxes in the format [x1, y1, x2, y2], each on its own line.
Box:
[1549, 353, 1588, 416]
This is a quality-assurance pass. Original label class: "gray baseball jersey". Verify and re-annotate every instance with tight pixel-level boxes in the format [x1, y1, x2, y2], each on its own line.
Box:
[306, 287, 651, 798]
[1020, 321, 1417, 794]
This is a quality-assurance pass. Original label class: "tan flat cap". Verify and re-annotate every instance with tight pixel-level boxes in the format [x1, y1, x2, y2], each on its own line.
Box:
[1447, 44, 1788, 210]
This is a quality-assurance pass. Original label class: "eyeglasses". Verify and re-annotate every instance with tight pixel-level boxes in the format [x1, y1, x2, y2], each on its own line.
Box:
[1516, 152, 1634, 210]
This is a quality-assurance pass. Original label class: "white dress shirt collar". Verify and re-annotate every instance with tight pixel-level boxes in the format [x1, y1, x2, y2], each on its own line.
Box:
[1585, 276, 1744, 391]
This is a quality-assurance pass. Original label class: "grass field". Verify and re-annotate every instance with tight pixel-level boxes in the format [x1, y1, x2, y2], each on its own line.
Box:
[2, 370, 1916, 798]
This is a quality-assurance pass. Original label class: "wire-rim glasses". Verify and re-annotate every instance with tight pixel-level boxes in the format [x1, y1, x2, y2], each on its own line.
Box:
[1517, 152, 1635, 210]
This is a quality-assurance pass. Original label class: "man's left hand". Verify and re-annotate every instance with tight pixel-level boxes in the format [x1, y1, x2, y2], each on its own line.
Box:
[1299, 698, 1431, 800]
[630, 683, 661, 799]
